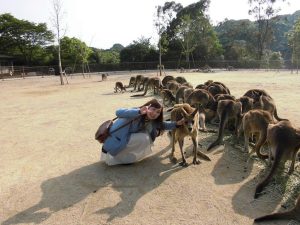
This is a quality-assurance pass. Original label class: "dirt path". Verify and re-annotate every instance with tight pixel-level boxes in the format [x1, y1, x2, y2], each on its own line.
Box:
[0, 71, 299, 225]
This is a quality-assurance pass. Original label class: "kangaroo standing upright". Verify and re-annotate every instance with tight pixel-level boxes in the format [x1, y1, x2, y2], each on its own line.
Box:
[170, 104, 210, 166]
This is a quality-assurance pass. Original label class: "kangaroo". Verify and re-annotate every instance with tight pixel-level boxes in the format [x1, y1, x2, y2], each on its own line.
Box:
[127, 76, 136, 88]
[170, 103, 210, 166]
[253, 95, 286, 121]
[254, 194, 300, 222]
[204, 81, 231, 95]
[254, 120, 300, 198]
[166, 80, 181, 95]
[101, 73, 108, 81]
[207, 83, 229, 96]
[243, 89, 271, 103]
[187, 89, 218, 129]
[162, 75, 175, 87]
[114, 81, 127, 93]
[207, 99, 242, 151]
[183, 88, 194, 103]
[186, 89, 216, 109]
[175, 76, 187, 84]
[130, 77, 161, 97]
[132, 74, 144, 92]
[160, 89, 176, 106]
[215, 94, 236, 102]
[238, 96, 254, 114]
[195, 84, 208, 90]
[138, 76, 149, 91]
[238, 109, 275, 159]
[175, 86, 190, 103]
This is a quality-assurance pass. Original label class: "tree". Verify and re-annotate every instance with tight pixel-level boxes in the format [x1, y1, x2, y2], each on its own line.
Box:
[287, 18, 300, 73]
[248, 0, 286, 60]
[162, 0, 222, 66]
[175, 14, 196, 67]
[51, 0, 67, 85]
[60, 36, 92, 72]
[155, 1, 183, 75]
[120, 37, 158, 63]
[215, 19, 257, 60]
[0, 13, 54, 65]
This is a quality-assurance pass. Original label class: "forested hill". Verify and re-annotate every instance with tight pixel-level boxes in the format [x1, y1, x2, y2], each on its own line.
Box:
[215, 10, 300, 60]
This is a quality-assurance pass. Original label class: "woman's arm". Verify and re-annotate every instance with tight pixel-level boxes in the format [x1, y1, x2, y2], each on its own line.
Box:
[162, 118, 185, 130]
[116, 108, 141, 118]
[162, 121, 177, 130]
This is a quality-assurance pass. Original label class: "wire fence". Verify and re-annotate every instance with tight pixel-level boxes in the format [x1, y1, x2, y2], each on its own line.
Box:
[0, 59, 299, 79]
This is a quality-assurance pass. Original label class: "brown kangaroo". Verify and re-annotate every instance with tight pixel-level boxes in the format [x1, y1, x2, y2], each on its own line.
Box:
[238, 109, 275, 159]
[114, 81, 126, 93]
[170, 103, 210, 166]
[254, 120, 300, 198]
[207, 99, 242, 151]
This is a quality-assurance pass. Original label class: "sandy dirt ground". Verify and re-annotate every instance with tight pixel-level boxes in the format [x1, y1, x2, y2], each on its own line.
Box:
[0, 70, 299, 225]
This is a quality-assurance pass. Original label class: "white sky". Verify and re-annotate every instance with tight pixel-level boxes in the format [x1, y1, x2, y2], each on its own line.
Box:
[0, 0, 299, 49]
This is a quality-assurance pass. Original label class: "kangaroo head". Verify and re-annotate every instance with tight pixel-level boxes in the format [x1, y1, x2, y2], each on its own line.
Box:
[180, 107, 198, 132]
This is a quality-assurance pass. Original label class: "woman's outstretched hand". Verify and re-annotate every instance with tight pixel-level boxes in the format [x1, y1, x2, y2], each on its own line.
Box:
[176, 118, 185, 126]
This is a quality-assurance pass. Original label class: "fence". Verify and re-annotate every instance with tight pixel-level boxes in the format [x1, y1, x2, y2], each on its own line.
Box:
[0, 59, 299, 79]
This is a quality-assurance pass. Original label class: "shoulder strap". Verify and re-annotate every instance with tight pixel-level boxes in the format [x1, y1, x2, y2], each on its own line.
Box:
[109, 115, 142, 134]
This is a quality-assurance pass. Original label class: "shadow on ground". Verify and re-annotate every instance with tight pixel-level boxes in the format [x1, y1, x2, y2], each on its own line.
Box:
[2, 145, 183, 224]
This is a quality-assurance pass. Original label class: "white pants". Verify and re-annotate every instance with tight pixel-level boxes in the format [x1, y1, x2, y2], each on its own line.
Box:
[100, 133, 153, 166]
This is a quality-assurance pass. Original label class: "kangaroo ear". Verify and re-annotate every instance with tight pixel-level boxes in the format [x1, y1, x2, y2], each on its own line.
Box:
[166, 107, 174, 112]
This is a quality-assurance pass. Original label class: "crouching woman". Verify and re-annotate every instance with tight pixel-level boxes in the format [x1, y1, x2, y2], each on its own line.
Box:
[99, 98, 184, 166]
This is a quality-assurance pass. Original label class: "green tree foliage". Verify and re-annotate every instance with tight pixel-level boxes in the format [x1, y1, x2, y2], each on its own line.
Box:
[120, 37, 158, 62]
[60, 36, 92, 67]
[215, 19, 257, 60]
[287, 17, 300, 70]
[248, 0, 286, 59]
[162, 0, 223, 64]
[89, 48, 120, 64]
[109, 43, 124, 52]
[0, 13, 54, 65]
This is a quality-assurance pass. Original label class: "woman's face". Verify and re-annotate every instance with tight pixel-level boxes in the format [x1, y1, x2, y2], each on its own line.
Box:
[146, 107, 162, 120]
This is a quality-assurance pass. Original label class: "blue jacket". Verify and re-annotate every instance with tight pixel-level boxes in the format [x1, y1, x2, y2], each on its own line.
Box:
[103, 107, 177, 156]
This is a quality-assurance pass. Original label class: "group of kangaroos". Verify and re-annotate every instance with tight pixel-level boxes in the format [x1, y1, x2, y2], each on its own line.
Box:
[113, 74, 300, 223]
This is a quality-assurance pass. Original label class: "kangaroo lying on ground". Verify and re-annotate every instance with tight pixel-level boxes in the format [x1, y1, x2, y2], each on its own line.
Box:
[114, 81, 127, 93]
[238, 109, 275, 159]
[207, 99, 242, 151]
[170, 103, 210, 166]
[254, 120, 300, 198]
[254, 194, 300, 222]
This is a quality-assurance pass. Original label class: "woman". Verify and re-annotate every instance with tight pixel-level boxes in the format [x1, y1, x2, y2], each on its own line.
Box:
[100, 98, 184, 165]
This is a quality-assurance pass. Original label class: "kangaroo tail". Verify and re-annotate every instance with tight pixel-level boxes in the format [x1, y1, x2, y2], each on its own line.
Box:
[254, 210, 295, 222]
[131, 83, 148, 97]
[197, 151, 211, 161]
[254, 147, 282, 198]
[207, 107, 228, 151]
[274, 107, 288, 121]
